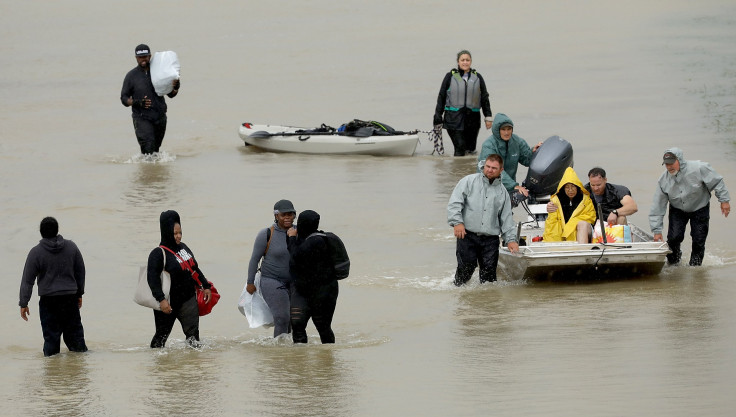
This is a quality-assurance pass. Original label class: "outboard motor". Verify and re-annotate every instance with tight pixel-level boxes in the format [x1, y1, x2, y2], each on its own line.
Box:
[523, 135, 574, 199]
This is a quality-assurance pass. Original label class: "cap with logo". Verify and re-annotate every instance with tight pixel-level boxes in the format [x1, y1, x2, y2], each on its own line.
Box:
[662, 152, 677, 165]
[135, 44, 151, 56]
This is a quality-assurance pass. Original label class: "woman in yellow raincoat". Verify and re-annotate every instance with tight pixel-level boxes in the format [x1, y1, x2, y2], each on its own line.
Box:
[543, 167, 596, 243]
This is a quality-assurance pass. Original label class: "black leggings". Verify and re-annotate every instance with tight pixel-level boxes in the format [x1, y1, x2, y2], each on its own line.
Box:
[291, 281, 339, 344]
[447, 127, 480, 156]
[151, 296, 199, 348]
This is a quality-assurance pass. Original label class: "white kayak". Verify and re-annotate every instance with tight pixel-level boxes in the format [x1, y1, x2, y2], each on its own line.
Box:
[239, 123, 420, 156]
[498, 202, 671, 281]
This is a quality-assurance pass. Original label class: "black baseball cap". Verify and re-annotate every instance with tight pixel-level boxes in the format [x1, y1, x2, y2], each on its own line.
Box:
[662, 152, 677, 165]
[273, 199, 296, 214]
[135, 44, 151, 56]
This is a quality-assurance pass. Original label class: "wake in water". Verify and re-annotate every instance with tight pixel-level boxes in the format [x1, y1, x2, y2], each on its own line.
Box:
[120, 151, 176, 164]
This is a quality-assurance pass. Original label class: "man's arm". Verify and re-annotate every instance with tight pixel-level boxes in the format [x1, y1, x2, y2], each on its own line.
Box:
[618, 195, 638, 216]
[649, 180, 669, 239]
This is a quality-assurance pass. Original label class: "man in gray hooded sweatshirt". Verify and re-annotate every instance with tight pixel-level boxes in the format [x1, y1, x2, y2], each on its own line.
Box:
[19, 217, 88, 356]
[649, 148, 731, 266]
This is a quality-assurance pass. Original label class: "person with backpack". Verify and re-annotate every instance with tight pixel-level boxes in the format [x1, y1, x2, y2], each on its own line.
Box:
[245, 200, 297, 338]
[286, 210, 340, 344]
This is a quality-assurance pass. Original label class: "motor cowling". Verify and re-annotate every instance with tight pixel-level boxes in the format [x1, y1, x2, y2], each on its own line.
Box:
[523, 135, 573, 197]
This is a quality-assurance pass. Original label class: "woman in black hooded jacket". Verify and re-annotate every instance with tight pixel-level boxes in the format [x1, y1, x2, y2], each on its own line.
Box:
[286, 210, 339, 344]
[147, 210, 212, 348]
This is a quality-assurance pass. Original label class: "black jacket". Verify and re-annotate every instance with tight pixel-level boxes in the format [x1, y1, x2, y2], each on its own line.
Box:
[287, 210, 336, 294]
[147, 210, 210, 306]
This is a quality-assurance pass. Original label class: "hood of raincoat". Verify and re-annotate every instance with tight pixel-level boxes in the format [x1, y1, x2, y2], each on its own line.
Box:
[159, 210, 181, 249]
[663, 147, 686, 170]
[296, 210, 320, 239]
[489, 113, 514, 142]
[554, 167, 590, 197]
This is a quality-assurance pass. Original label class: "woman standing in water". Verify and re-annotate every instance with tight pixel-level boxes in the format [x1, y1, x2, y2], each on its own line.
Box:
[287, 210, 339, 344]
[433, 49, 493, 156]
[147, 210, 212, 348]
[245, 200, 297, 338]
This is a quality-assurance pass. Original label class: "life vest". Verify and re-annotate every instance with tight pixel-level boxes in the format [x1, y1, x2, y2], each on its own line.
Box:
[444, 69, 482, 113]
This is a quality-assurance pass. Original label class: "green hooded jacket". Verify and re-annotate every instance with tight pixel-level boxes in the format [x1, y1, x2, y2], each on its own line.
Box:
[476, 113, 533, 193]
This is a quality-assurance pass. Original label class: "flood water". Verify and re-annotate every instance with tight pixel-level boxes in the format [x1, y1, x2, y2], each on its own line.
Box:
[2, 1, 735, 416]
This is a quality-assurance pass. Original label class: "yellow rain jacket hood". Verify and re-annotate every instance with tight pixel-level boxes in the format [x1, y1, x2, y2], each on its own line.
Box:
[543, 167, 596, 242]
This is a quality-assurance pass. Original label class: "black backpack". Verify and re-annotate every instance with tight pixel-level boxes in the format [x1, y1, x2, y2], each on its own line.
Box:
[309, 231, 350, 279]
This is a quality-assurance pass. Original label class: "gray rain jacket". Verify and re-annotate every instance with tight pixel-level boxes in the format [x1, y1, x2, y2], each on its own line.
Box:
[448, 173, 517, 243]
[649, 147, 731, 234]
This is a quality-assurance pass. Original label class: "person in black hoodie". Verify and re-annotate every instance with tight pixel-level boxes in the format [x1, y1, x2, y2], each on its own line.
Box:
[19, 217, 88, 356]
[147, 210, 212, 348]
[286, 210, 339, 344]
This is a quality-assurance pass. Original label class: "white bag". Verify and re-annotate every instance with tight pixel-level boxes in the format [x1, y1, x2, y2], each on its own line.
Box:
[150, 51, 180, 96]
[238, 271, 274, 328]
[133, 248, 170, 310]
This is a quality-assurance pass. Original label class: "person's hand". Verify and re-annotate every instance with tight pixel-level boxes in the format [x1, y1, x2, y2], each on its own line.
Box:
[453, 224, 466, 239]
[246, 283, 257, 295]
[20, 307, 29, 321]
[722, 201, 730, 217]
[507, 241, 520, 254]
[203, 289, 212, 304]
[653, 233, 663, 242]
[546, 202, 557, 213]
[515, 185, 529, 197]
[607, 212, 618, 225]
[287, 227, 297, 237]
[78, 297, 83, 309]
[485, 120, 492, 129]
[160, 299, 173, 314]
[532, 141, 543, 152]
[172, 79, 180, 90]
[141, 96, 151, 109]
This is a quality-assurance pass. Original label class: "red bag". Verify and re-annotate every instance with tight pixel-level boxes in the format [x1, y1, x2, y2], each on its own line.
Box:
[192, 270, 220, 316]
[160, 246, 220, 316]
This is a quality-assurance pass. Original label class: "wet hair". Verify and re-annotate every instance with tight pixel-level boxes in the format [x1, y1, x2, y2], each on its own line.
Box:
[40, 217, 59, 239]
[457, 50, 472, 61]
[588, 167, 606, 179]
[485, 153, 504, 168]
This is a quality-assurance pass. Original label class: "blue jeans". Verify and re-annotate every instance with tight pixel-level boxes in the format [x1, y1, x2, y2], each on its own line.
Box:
[455, 231, 500, 285]
[667, 203, 710, 266]
[39, 294, 87, 357]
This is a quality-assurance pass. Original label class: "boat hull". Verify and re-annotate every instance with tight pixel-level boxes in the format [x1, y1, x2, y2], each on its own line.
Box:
[239, 124, 419, 156]
[498, 241, 671, 281]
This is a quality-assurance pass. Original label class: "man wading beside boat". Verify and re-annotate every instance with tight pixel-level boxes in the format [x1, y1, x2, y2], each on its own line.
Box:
[649, 147, 730, 266]
[447, 154, 519, 285]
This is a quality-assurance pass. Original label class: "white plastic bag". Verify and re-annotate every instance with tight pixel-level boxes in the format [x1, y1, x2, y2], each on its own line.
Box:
[238, 271, 274, 328]
[150, 51, 180, 96]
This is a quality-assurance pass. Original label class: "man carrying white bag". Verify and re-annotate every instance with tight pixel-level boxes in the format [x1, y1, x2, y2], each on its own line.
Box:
[120, 44, 181, 155]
